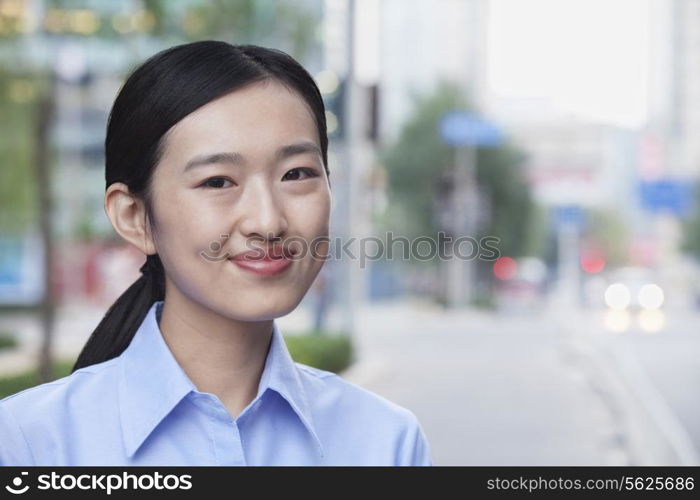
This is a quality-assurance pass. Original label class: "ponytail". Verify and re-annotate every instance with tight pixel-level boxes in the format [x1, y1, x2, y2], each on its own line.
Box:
[71, 254, 165, 372]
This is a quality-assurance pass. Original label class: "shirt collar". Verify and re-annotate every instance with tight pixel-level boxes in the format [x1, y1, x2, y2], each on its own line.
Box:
[118, 300, 325, 459]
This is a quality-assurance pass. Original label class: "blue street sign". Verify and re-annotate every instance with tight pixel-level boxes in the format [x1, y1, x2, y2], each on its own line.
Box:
[639, 179, 694, 216]
[439, 110, 504, 147]
[0, 235, 44, 305]
[553, 205, 584, 229]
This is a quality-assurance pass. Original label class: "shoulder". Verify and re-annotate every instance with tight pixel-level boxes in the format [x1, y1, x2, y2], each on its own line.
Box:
[0, 358, 121, 465]
[0, 357, 121, 415]
[294, 362, 432, 465]
[295, 361, 415, 421]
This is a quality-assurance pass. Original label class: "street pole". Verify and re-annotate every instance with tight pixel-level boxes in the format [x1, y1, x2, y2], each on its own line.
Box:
[342, 0, 357, 338]
[36, 71, 57, 382]
[447, 144, 477, 308]
[556, 221, 580, 310]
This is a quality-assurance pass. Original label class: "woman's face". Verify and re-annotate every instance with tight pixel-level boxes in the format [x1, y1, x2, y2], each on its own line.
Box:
[148, 80, 331, 321]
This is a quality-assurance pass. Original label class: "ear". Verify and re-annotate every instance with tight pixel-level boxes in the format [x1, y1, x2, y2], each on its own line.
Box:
[104, 182, 156, 255]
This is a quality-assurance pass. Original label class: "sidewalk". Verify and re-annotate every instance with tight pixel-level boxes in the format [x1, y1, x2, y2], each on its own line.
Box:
[0, 303, 105, 376]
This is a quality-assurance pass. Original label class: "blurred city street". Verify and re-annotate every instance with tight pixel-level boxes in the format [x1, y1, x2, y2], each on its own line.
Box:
[1, 0, 700, 467]
[568, 305, 700, 465]
[342, 299, 700, 466]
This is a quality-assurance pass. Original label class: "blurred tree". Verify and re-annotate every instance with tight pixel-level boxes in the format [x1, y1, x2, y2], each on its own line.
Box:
[181, 0, 318, 58]
[681, 181, 700, 260]
[581, 208, 630, 268]
[0, 69, 40, 235]
[476, 138, 540, 258]
[377, 80, 539, 302]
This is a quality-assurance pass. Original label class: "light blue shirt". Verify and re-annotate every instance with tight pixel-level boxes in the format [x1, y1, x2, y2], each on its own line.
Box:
[0, 301, 432, 466]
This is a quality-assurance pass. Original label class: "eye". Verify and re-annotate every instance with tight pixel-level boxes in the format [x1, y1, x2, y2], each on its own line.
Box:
[201, 177, 234, 189]
[282, 167, 319, 181]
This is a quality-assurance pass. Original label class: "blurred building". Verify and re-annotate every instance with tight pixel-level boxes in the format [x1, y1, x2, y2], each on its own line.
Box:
[648, 0, 700, 177]
[508, 120, 638, 212]
[631, 0, 700, 277]
[377, 0, 490, 144]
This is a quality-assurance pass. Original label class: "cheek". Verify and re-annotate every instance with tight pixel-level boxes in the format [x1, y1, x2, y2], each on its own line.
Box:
[151, 188, 229, 261]
[152, 193, 231, 306]
[288, 190, 331, 236]
[286, 194, 331, 265]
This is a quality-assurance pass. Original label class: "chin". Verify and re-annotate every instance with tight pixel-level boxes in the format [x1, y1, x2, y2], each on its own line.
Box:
[218, 292, 302, 322]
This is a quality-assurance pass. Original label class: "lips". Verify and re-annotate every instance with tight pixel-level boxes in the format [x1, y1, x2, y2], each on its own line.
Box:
[228, 245, 293, 276]
[231, 245, 291, 261]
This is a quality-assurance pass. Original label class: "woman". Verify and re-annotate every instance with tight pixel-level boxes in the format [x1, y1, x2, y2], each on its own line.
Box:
[0, 41, 432, 466]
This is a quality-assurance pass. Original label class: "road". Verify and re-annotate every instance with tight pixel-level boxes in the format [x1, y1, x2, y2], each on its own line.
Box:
[579, 306, 700, 465]
[342, 301, 640, 465]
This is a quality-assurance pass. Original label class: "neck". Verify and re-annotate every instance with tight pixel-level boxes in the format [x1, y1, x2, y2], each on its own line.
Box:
[158, 289, 273, 419]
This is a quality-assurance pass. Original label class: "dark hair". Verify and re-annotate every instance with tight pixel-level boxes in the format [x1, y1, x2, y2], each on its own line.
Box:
[72, 41, 329, 372]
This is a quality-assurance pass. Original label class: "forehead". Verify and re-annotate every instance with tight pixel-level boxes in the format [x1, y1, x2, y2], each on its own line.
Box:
[162, 80, 319, 161]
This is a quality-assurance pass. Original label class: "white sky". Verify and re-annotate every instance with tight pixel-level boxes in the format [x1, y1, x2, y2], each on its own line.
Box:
[486, 0, 651, 128]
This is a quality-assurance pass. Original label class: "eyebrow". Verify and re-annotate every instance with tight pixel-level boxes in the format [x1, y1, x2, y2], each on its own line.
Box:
[183, 141, 323, 173]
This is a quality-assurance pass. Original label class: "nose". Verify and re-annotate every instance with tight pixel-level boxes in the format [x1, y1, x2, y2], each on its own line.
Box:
[237, 177, 289, 242]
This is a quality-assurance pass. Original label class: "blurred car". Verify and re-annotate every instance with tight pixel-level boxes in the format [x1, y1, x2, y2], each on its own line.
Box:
[602, 266, 665, 312]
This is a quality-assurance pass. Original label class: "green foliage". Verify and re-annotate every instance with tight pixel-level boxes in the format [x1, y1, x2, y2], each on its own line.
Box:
[30, 0, 319, 59]
[582, 208, 630, 267]
[682, 181, 700, 260]
[524, 203, 548, 259]
[378, 81, 461, 240]
[284, 333, 353, 374]
[475, 142, 537, 258]
[0, 360, 74, 400]
[0, 69, 44, 235]
[469, 285, 497, 310]
[132, 0, 318, 60]
[0, 332, 17, 351]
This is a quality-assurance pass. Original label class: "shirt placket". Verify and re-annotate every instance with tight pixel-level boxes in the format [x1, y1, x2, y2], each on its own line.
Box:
[190, 393, 247, 466]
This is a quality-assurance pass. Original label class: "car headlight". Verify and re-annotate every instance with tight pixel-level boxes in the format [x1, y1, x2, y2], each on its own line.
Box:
[638, 283, 664, 310]
[604, 283, 631, 310]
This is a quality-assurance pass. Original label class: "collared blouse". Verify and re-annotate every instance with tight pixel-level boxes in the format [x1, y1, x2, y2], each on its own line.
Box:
[0, 301, 432, 466]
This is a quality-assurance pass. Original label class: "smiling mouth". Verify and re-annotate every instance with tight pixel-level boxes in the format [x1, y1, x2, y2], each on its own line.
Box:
[228, 254, 293, 276]
[230, 243, 294, 261]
